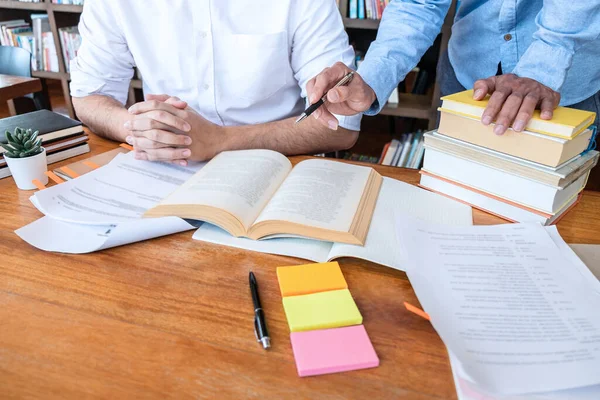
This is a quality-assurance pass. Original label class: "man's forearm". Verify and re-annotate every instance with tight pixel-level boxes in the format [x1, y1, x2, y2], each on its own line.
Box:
[221, 116, 359, 156]
[72, 95, 131, 142]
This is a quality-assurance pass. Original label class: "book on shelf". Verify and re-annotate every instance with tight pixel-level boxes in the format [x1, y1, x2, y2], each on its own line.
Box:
[346, 0, 389, 20]
[378, 131, 425, 169]
[58, 26, 81, 72]
[0, 15, 60, 73]
[145, 149, 383, 245]
[51, 1, 85, 4]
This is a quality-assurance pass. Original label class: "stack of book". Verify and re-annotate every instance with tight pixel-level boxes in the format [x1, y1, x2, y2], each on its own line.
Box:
[0, 15, 59, 72]
[379, 131, 425, 169]
[348, 0, 390, 19]
[1, 110, 90, 179]
[420, 90, 598, 225]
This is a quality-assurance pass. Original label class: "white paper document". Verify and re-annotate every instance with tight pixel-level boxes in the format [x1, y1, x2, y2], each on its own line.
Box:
[396, 217, 600, 395]
[16, 216, 196, 254]
[32, 152, 205, 225]
[193, 177, 473, 269]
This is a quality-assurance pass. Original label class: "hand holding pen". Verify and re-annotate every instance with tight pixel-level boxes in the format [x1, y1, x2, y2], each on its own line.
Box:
[304, 62, 377, 130]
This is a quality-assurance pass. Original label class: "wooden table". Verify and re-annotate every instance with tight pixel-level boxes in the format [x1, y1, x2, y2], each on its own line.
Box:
[0, 74, 42, 116]
[1, 133, 599, 399]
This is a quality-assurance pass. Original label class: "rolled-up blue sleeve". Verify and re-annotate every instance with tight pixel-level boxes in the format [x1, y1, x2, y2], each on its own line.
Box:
[512, 2, 600, 93]
[357, 0, 452, 115]
[70, 0, 135, 105]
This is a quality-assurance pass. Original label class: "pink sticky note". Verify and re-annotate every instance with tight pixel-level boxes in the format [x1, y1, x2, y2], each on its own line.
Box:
[290, 325, 379, 377]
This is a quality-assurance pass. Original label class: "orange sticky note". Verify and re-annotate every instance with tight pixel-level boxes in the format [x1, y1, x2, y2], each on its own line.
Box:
[59, 166, 80, 178]
[83, 161, 100, 170]
[45, 171, 65, 184]
[404, 302, 431, 321]
[120, 143, 134, 151]
[277, 262, 348, 297]
[32, 179, 46, 190]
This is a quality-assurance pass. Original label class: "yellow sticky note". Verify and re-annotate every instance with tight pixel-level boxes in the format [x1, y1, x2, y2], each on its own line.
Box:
[282, 289, 362, 332]
[277, 262, 348, 297]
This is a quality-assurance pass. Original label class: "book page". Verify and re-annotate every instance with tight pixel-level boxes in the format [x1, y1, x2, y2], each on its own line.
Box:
[327, 178, 473, 269]
[158, 150, 292, 229]
[33, 152, 205, 224]
[396, 218, 600, 395]
[254, 159, 371, 232]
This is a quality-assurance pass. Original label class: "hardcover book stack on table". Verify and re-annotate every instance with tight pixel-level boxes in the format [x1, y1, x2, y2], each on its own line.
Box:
[419, 90, 598, 225]
[0, 110, 89, 179]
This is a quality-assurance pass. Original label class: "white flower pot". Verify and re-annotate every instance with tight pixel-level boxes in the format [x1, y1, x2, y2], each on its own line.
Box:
[4, 148, 48, 190]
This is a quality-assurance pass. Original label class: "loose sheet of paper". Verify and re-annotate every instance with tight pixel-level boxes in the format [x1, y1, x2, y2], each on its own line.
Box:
[193, 177, 473, 270]
[16, 216, 195, 254]
[396, 217, 600, 395]
[32, 152, 205, 224]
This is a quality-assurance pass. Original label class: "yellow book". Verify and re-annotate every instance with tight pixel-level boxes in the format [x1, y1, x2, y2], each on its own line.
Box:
[440, 90, 596, 139]
[282, 289, 362, 332]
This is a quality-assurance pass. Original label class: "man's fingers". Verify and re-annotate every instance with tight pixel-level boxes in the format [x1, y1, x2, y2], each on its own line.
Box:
[313, 106, 339, 130]
[133, 109, 190, 133]
[481, 89, 510, 125]
[146, 94, 188, 109]
[494, 94, 524, 135]
[309, 62, 350, 104]
[473, 78, 495, 100]
[539, 92, 559, 120]
[327, 86, 352, 103]
[128, 101, 191, 130]
[134, 147, 192, 162]
[131, 128, 192, 146]
[127, 136, 175, 150]
[513, 94, 538, 132]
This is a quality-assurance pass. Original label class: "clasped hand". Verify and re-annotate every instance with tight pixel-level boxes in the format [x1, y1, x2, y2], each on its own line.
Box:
[124, 94, 224, 165]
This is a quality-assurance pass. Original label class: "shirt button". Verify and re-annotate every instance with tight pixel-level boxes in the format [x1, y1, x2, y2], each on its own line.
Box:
[203, 84, 210, 90]
[200, 32, 208, 39]
[504, 33, 512, 41]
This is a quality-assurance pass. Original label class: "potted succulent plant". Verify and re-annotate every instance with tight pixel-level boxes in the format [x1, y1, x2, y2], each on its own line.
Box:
[2, 127, 48, 190]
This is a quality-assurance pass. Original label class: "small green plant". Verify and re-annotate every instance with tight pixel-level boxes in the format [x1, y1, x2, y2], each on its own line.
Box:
[2, 127, 43, 158]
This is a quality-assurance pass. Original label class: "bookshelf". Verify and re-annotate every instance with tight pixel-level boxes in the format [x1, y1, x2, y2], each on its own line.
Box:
[0, 0, 136, 118]
[338, 1, 456, 130]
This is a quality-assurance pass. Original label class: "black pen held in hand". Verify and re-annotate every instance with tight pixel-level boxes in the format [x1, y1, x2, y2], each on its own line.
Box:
[295, 71, 355, 124]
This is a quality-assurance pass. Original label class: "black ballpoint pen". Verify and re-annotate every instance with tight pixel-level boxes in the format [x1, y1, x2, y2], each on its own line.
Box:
[249, 271, 270, 349]
[295, 71, 355, 124]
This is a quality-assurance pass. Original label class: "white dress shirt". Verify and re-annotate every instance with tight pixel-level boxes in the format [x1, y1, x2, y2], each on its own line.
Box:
[70, 0, 361, 131]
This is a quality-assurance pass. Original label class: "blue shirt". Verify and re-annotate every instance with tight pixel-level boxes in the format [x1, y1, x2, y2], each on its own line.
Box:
[358, 0, 600, 115]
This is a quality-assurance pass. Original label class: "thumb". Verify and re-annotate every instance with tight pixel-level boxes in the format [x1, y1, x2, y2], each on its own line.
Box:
[146, 94, 171, 102]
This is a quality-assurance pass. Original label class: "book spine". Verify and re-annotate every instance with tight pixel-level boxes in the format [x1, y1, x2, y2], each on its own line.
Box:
[358, 0, 365, 19]
[349, 0, 358, 18]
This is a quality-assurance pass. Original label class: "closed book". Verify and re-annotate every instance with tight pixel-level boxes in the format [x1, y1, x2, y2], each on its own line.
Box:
[382, 139, 399, 166]
[424, 132, 600, 187]
[419, 172, 581, 226]
[391, 137, 405, 166]
[422, 148, 588, 214]
[358, 0, 365, 18]
[349, 0, 358, 18]
[437, 111, 593, 167]
[0, 110, 83, 154]
[0, 143, 90, 180]
[396, 133, 413, 167]
[440, 90, 596, 139]
[0, 134, 88, 168]
[378, 142, 391, 164]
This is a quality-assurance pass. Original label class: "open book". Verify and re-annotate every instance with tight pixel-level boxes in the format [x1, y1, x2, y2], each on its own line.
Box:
[144, 150, 383, 245]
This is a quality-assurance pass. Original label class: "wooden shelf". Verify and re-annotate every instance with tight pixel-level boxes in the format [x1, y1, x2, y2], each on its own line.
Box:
[32, 70, 67, 80]
[380, 94, 433, 119]
[0, 0, 46, 10]
[48, 3, 83, 13]
[343, 18, 380, 30]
